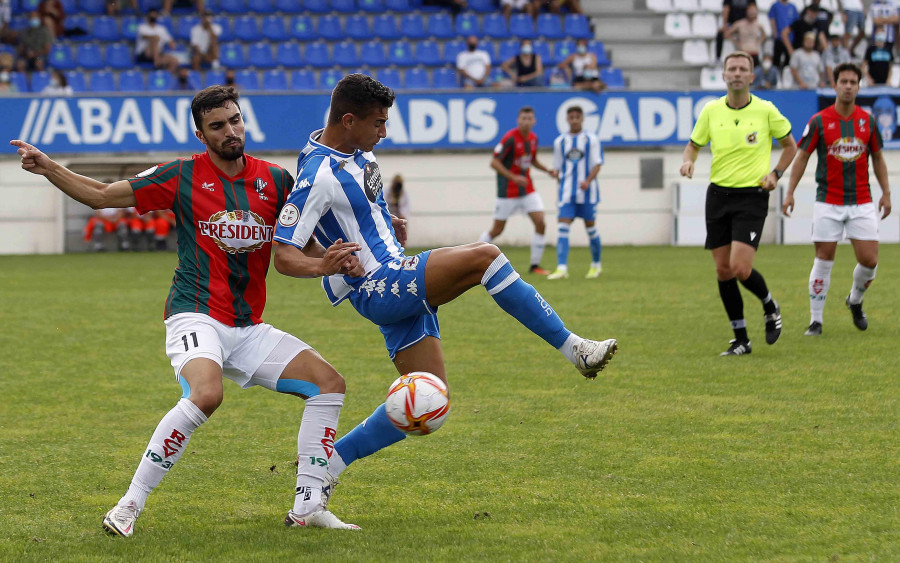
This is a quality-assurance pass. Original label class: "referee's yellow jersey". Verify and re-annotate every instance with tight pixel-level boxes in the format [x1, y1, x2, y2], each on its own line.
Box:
[690, 95, 792, 188]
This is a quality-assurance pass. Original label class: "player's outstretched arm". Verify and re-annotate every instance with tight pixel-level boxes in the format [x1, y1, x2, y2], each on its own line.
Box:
[10, 140, 137, 209]
[871, 149, 892, 219]
[783, 149, 811, 217]
[273, 239, 363, 279]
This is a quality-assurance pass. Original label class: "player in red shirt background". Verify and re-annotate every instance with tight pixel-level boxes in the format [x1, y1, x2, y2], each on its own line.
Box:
[783, 62, 892, 335]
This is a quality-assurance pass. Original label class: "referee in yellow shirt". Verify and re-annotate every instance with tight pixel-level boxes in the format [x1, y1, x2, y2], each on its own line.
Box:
[680, 51, 798, 356]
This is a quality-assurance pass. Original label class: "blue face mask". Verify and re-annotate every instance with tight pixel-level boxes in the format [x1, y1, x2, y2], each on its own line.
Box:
[30, 18, 41, 27]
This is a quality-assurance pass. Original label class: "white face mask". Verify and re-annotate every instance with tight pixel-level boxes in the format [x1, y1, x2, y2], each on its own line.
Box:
[762, 60, 772, 71]
[0, 70, 9, 83]
[520, 44, 533, 55]
[576, 45, 587, 55]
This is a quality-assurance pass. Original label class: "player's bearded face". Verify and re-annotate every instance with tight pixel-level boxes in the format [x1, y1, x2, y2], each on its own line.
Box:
[215, 134, 245, 161]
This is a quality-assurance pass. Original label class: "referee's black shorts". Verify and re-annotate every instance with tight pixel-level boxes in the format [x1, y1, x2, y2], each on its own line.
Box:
[705, 183, 769, 250]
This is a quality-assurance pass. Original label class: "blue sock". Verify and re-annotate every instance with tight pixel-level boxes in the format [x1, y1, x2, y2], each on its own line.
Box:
[334, 403, 405, 468]
[556, 223, 570, 267]
[481, 254, 572, 349]
[587, 226, 602, 264]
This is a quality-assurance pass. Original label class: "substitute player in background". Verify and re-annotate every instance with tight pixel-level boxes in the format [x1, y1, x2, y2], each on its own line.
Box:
[11, 86, 363, 534]
[680, 51, 797, 356]
[273, 74, 617, 514]
[479, 106, 558, 275]
[548, 105, 603, 280]
[782, 62, 892, 335]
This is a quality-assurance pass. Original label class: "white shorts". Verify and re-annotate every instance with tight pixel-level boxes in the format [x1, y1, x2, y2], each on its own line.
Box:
[493, 191, 545, 221]
[164, 313, 311, 390]
[811, 202, 879, 242]
[501, 0, 530, 9]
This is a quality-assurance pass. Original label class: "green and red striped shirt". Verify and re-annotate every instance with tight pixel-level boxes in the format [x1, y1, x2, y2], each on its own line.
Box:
[798, 105, 882, 205]
[129, 152, 294, 327]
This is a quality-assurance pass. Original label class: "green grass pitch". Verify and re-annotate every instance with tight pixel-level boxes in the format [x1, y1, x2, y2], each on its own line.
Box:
[1, 245, 897, 560]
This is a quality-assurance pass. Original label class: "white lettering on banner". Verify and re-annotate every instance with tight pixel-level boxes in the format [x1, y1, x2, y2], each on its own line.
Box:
[385, 98, 498, 145]
[152, 98, 191, 143]
[638, 97, 676, 142]
[385, 106, 408, 143]
[79, 99, 112, 144]
[18, 100, 40, 141]
[409, 99, 447, 144]
[464, 98, 497, 142]
[677, 96, 694, 140]
[448, 99, 465, 143]
[241, 98, 265, 142]
[112, 99, 151, 144]
[42, 100, 81, 144]
[599, 98, 638, 141]
[556, 97, 600, 134]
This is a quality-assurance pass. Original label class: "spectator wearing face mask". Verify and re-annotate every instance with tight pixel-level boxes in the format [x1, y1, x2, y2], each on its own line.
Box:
[823, 33, 851, 88]
[869, 0, 897, 54]
[557, 38, 604, 93]
[864, 27, 894, 86]
[799, 0, 833, 50]
[223, 68, 237, 88]
[456, 35, 491, 89]
[190, 9, 220, 71]
[0, 68, 18, 92]
[15, 11, 53, 72]
[501, 39, 544, 87]
[752, 54, 779, 89]
[769, 0, 799, 69]
[136, 9, 179, 74]
[42, 69, 72, 95]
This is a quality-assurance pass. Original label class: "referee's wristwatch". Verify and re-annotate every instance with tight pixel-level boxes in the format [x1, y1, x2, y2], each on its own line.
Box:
[771, 169, 784, 179]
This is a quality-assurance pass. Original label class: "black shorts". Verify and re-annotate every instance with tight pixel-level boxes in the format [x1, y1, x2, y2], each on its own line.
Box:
[705, 184, 769, 250]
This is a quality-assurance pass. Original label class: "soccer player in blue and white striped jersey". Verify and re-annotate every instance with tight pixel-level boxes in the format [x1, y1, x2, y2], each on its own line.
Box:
[548, 105, 604, 280]
[272, 74, 618, 518]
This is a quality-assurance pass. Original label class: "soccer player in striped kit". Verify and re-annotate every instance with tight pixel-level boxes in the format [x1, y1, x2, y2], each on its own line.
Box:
[11, 86, 364, 534]
[548, 105, 603, 280]
[782, 62, 892, 335]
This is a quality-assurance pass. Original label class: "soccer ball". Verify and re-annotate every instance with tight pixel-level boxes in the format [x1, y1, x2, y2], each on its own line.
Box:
[384, 372, 450, 436]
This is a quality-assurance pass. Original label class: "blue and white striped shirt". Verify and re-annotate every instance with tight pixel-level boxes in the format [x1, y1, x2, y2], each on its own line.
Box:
[552, 130, 603, 206]
[274, 129, 404, 305]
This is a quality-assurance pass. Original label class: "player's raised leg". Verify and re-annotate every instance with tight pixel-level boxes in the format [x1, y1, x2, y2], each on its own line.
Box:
[846, 238, 878, 331]
[478, 219, 506, 243]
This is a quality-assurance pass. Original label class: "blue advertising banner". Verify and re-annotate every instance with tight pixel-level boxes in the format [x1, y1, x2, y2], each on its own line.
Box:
[3, 90, 818, 154]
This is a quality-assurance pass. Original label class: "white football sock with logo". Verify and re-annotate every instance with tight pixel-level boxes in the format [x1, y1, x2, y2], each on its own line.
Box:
[531, 233, 546, 266]
[119, 398, 207, 512]
[293, 393, 344, 516]
[848, 264, 876, 304]
[809, 258, 833, 324]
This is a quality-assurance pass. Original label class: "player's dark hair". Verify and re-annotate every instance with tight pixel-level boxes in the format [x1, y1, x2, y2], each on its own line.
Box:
[519, 106, 535, 115]
[191, 85, 241, 131]
[328, 73, 395, 125]
[567, 105, 583, 116]
[833, 62, 862, 84]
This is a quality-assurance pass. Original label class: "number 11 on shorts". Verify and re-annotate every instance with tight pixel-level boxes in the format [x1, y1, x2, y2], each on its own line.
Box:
[181, 331, 198, 351]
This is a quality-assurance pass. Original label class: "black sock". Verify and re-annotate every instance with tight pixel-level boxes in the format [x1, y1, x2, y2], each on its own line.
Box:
[740, 269, 776, 314]
[718, 278, 748, 342]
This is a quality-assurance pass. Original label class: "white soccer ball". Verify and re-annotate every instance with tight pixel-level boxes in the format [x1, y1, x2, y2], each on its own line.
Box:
[384, 372, 450, 436]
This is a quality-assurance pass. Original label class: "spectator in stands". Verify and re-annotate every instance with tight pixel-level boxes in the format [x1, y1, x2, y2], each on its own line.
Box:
[174, 66, 192, 90]
[0, 67, 17, 93]
[38, 0, 65, 38]
[423, 0, 466, 15]
[752, 54, 779, 89]
[456, 35, 491, 90]
[501, 39, 544, 87]
[538, 0, 583, 17]
[769, 0, 798, 69]
[557, 38, 604, 93]
[224, 68, 237, 87]
[726, 3, 766, 66]
[84, 208, 125, 252]
[869, 0, 898, 54]
[500, 0, 537, 23]
[15, 11, 53, 72]
[839, 0, 866, 55]
[106, 0, 140, 16]
[42, 69, 73, 95]
[717, 0, 756, 62]
[136, 9, 179, 73]
[782, 4, 820, 64]
[150, 210, 175, 251]
[823, 33, 851, 88]
[0, 50, 13, 73]
[190, 9, 220, 71]
[864, 27, 894, 86]
[790, 31, 824, 89]
[162, 0, 205, 16]
[799, 0, 832, 50]
[0, 0, 14, 46]
[384, 174, 410, 221]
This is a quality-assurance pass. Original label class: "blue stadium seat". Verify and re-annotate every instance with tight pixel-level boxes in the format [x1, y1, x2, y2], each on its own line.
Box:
[442, 39, 464, 65]
[344, 15, 371, 40]
[8, 16, 28, 32]
[320, 68, 343, 90]
[89, 70, 116, 92]
[509, 14, 536, 39]
[8, 72, 28, 93]
[376, 67, 400, 90]
[262, 68, 289, 90]
[233, 16, 261, 42]
[75, 43, 105, 70]
[359, 40, 387, 68]
[0, 44, 13, 55]
[384, 0, 409, 10]
[536, 13, 564, 39]
[259, 15, 287, 41]
[332, 41, 359, 67]
[590, 40, 609, 66]
[290, 68, 316, 90]
[47, 44, 75, 70]
[600, 67, 624, 88]
[121, 16, 141, 40]
[20, 0, 40, 9]
[236, 69, 261, 90]
[138, 0, 162, 11]
[302, 0, 329, 13]
[553, 39, 575, 65]
[317, 14, 342, 41]
[119, 70, 146, 91]
[147, 69, 174, 91]
[433, 66, 457, 88]
[564, 14, 592, 39]
[348, 67, 371, 76]
[212, 16, 234, 41]
[330, 0, 354, 12]
[487, 66, 505, 86]
[414, 40, 440, 66]
[204, 69, 225, 86]
[386, 41, 414, 67]
[404, 67, 429, 89]
[248, 42, 276, 68]
[65, 16, 91, 42]
[358, 0, 384, 11]
[29, 71, 50, 93]
[478, 39, 498, 64]
[372, 14, 400, 40]
[220, 43, 247, 68]
[426, 12, 453, 39]
[455, 13, 479, 36]
[174, 16, 199, 41]
[275, 42, 304, 67]
[59, 0, 77, 14]
[275, 0, 304, 13]
[183, 70, 203, 90]
[304, 41, 331, 68]
[399, 13, 426, 39]
[81, 0, 107, 14]
[482, 13, 508, 39]
[467, 0, 494, 12]
[248, 0, 275, 13]
[497, 38, 518, 63]
[288, 16, 314, 40]
[105, 43, 133, 69]
[533, 39, 551, 65]
[219, 0, 245, 13]
[92, 16, 120, 41]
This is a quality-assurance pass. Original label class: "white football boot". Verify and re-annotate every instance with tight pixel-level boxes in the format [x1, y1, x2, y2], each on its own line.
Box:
[285, 508, 360, 530]
[102, 501, 139, 538]
[573, 338, 618, 379]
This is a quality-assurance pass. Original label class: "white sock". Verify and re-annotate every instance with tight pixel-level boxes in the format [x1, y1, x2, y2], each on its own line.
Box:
[809, 258, 833, 324]
[119, 398, 207, 512]
[559, 333, 583, 365]
[531, 233, 546, 266]
[478, 231, 493, 243]
[848, 264, 876, 304]
[293, 393, 344, 516]
[590, 262, 601, 269]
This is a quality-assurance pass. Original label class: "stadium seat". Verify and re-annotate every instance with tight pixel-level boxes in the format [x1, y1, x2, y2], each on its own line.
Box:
[89, 70, 116, 92]
[118, 70, 146, 91]
[348, 67, 371, 76]
[248, 42, 276, 68]
[387, 41, 414, 67]
[359, 40, 387, 67]
[262, 68, 289, 90]
[138, 0, 162, 11]
[600, 67, 625, 88]
[433, 66, 457, 88]
[29, 71, 50, 93]
[509, 14, 536, 39]
[320, 68, 343, 89]
[497, 38, 518, 63]
[563, 14, 592, 39]
[77, 0, 102, 13]
[276, 42, 304, 67]
[8, 71, 28, 93]
[358, 0, 385, 12]
[236, 69, 261, 91]
[414, 40, 441, 66]
[233, 16, 261, 42]
[20, 0, 40, 9]
[331, 0, 355, 12]
[304, 41, 331, 68]
[147, 69, 174, 91]
[105, 42, 133, 69]
[478, 39, 498, 64]
[220, 43, 247, 68]
[248, 0, 276, 13]
[174, 16, 199, 41]
[443, 39, 464, 65]
[553, 39, 575, 65]
[483, 13, 509, 39]
[47, 44, 75, 70]
[62, 71, 86, 92]
[345, 15, 372, 40]
[467, 0, 494, 12]
[290, 68, 316, 90]
[700, 66, 724, 89]
[664, 13, 691, 37]
[275, 0, 305, 13]
[672, 0, 699, 10]
[384, 0, 409, 10]
[589, 40, 610, 66]
[404, 67, 430, 89]
[699, 0, 721, 11]
[219, 0, 245, 13]
[647, 0, 672, 10]
[184, 70, 203, 90]
[92, 16, 121, 41]
[400, 13, 427, 39]
[533, 40, 551, 65]
[487, 66, 506, 86]
[682, 39, 710, 64]
[302, 0, 330, 13]
[377, 67, 401, 90]
[373, 14, 401, 40]
[455, 13, 479, 36]
[75, 43, 105, 70]
[205, 69, 226, 86]
[332, 41, 359, 67]
[288, 15, 315, 40]
[65, 16, 90, 42]
[536, 14, 564, 40]
[426, 13, 454, 39]
[691, 13, 718, 38]
[212, 17, 234, 41]
[261, 16, 288, 41]
[317, 15, 342, 41]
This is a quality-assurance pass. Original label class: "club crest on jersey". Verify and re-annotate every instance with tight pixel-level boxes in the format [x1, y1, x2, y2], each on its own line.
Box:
[363, 162, 384, 203]
[253, 177, 269, 201]
[198, 210, 273, 254]
[566, 147, 585, 161]
[746, 131, 758, 145]
[827, 137, 865, 162]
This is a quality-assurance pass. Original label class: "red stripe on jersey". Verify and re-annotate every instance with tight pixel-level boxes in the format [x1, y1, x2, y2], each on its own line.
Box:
[801, 105, 875, 205]
[494, 128, 538, 198]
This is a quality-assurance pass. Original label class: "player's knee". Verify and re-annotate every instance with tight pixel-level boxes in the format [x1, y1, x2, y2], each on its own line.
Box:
[860, 257, 878, 269]
[318, 372, 346, 395]
[473, 242, 502, 269]
[732, 264, 752, 280]
[188, 385, 223, 416]
[715, 264, 734, 280]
